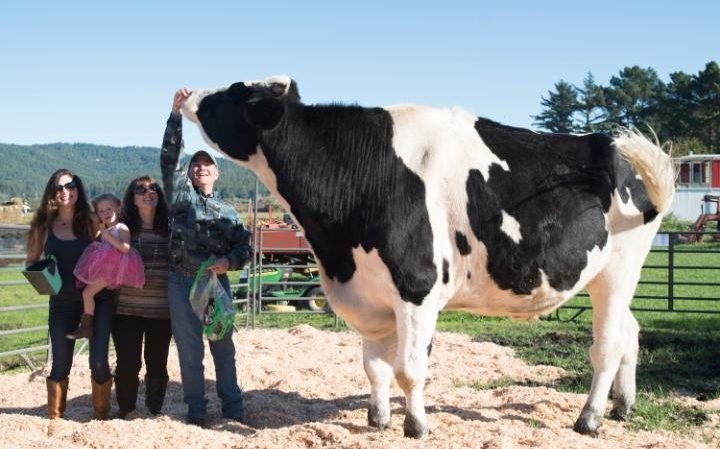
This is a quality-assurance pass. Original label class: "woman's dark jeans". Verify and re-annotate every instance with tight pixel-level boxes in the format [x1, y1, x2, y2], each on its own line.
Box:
[47, 295, 113, 383]
[112, 314, 172, 382]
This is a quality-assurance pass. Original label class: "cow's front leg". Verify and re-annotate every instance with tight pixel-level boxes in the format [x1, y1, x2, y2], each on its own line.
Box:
[394, 302, 438, 438]
[362, 335, 396, 430]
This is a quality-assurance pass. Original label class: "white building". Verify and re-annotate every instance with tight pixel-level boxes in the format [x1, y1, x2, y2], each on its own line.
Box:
[670, 154, 720, 220]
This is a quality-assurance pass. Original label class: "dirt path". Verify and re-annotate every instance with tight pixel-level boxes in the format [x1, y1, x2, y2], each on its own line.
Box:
[0, 325, 716, 448]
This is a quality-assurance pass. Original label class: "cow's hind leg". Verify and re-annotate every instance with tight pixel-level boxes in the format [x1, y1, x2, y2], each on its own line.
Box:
[394, 302, 438, 438]
[609, 308, 638, 421]
[574, 274, 640, 436]
[362, 335, 396, 430]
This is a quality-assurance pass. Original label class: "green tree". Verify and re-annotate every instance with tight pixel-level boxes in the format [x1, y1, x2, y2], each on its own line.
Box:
[576, 73, 606, 132]
[602, 66, 665, 131]
[670, 137, 711, 158]
[532, 80, 580, 133]
[659, 70, 696, 141]
[658, 61, 720, 152]
[692, 61, 720, 152]
[536, 61, 720, 151]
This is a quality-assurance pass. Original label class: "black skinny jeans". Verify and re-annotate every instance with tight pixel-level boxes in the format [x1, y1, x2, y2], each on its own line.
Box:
[48, 296, 113, 383]
[111, 314, 172, 383]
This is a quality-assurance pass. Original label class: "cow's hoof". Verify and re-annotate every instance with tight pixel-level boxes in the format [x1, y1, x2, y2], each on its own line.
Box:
[609, 405, 632, 422]
[609, 397, 634, 422]
[572, 415, 600, 437]
[367, 406, 390, 430]
[573, 405, 603, 437]
[403, 415, 428, 439]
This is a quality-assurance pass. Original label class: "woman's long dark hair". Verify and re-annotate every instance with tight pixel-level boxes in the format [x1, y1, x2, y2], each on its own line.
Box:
[121, 175, 169, 236]
[27, 169, 93, 251]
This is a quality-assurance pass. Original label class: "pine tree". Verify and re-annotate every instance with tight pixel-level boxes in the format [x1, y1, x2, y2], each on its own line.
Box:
[575, 73, 606, 132]
[692, 61, 720, 152]
[602, 66, 665, 130]
[532, 80, 580, 133]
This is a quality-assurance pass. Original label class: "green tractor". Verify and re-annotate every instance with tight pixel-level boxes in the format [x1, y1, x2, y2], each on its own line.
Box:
[234, 225, 332, 312]
[234, 265, 331, 312]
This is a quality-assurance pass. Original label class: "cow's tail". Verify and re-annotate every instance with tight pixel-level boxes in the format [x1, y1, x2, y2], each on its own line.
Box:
[613, 128, 676, 216]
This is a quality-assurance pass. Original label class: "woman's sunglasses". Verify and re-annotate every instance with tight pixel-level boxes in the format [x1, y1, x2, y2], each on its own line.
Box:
[133, 184, 159, 195]
[54, 181, 77, 193]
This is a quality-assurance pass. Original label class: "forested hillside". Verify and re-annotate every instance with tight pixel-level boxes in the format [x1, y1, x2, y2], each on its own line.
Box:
[0, 143, 264, 203]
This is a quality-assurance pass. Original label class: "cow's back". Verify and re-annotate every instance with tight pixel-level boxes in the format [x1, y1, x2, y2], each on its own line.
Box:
[388, 112, 660, 318]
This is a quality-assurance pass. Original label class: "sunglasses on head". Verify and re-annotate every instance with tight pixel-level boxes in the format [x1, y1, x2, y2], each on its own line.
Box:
[54, 181, 77, 193]
[133, 184, 159, 195]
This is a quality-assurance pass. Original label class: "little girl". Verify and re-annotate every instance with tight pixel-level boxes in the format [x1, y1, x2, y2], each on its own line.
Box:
[68, 193, 145, 339]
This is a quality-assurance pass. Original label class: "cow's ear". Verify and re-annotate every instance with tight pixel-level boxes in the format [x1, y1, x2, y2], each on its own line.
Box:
[245, 98, 285, 130]
[227, 82, 249, 105]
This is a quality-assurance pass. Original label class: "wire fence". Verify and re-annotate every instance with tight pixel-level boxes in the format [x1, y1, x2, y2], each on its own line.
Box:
[0, 225, 335, 370]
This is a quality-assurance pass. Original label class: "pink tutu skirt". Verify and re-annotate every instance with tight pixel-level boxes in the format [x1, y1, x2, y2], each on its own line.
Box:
[73, 241, 145, 289]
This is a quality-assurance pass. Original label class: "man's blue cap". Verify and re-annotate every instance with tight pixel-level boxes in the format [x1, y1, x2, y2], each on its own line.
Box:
[190, 150, 218, 166]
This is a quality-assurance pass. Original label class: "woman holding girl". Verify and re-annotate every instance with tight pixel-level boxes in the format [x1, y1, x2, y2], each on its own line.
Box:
[112, 176, 172, 418]
[26, 169, 114, 420]
[68, 193, 145, 339]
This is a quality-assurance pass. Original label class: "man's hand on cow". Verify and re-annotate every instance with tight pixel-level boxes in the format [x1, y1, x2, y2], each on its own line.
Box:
[208, 257, 230, 275]
[172, 88, 191, 115]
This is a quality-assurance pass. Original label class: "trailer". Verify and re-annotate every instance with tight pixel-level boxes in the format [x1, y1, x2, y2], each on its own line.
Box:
[671, 154, 720, 220]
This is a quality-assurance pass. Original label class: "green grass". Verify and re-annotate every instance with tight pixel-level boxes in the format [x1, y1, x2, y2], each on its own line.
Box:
[246, 310, 345, 330]
[0, 265, 50, 371]
[462, 375, 519, 390]
[630, 393, 709, 433]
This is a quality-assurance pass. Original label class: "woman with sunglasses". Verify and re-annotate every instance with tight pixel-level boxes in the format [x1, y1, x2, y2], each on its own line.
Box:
[26, 169, 115, 420]
[112, 176, 172, 418]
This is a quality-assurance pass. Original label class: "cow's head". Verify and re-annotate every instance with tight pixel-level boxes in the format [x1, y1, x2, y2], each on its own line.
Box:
[182, 75, 301, 161]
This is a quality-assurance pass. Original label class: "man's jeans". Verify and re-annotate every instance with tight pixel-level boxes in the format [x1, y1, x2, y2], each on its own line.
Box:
[168, 271, 243, 419]
[48, 295, 113, 383]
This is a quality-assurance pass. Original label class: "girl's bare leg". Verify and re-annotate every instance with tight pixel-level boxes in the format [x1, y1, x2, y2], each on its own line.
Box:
[81, 281, 107, 316]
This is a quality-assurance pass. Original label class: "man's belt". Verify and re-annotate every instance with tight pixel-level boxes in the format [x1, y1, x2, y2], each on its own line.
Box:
[170, 265, 199, 278]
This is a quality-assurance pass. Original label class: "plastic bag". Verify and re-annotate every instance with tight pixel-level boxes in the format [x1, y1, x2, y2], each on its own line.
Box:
[189, 259, 237, 341]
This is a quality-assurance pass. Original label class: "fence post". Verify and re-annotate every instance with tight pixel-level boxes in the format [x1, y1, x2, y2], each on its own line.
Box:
[251, 190, 259, 329]
[667, 232, 675, 312]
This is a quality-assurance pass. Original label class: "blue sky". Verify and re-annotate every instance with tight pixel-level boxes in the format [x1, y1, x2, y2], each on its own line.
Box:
[1, 1, 718, 158]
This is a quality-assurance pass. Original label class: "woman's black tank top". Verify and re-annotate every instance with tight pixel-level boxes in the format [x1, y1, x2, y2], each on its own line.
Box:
[44, 232, 90, 304]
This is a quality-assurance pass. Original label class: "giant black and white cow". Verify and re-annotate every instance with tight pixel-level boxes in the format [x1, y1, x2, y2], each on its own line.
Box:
[181, 75, 675, 438]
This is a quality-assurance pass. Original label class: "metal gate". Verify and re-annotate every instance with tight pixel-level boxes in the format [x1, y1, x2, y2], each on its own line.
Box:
[557, 231, 720, 319]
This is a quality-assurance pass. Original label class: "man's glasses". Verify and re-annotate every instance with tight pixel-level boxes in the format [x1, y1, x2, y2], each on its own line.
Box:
[54, 181, 77, 193]
[133, 184, 159, 195]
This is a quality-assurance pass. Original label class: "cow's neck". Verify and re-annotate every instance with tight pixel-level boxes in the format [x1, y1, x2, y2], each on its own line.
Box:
[245, 148, 293, 213]
[252, 104, 399, 236]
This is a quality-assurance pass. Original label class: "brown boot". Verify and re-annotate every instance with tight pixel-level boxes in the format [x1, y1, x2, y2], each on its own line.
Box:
[67, 314, 94, 340]
[91, 378, 112, 420]
[46, 378, 69, 419]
